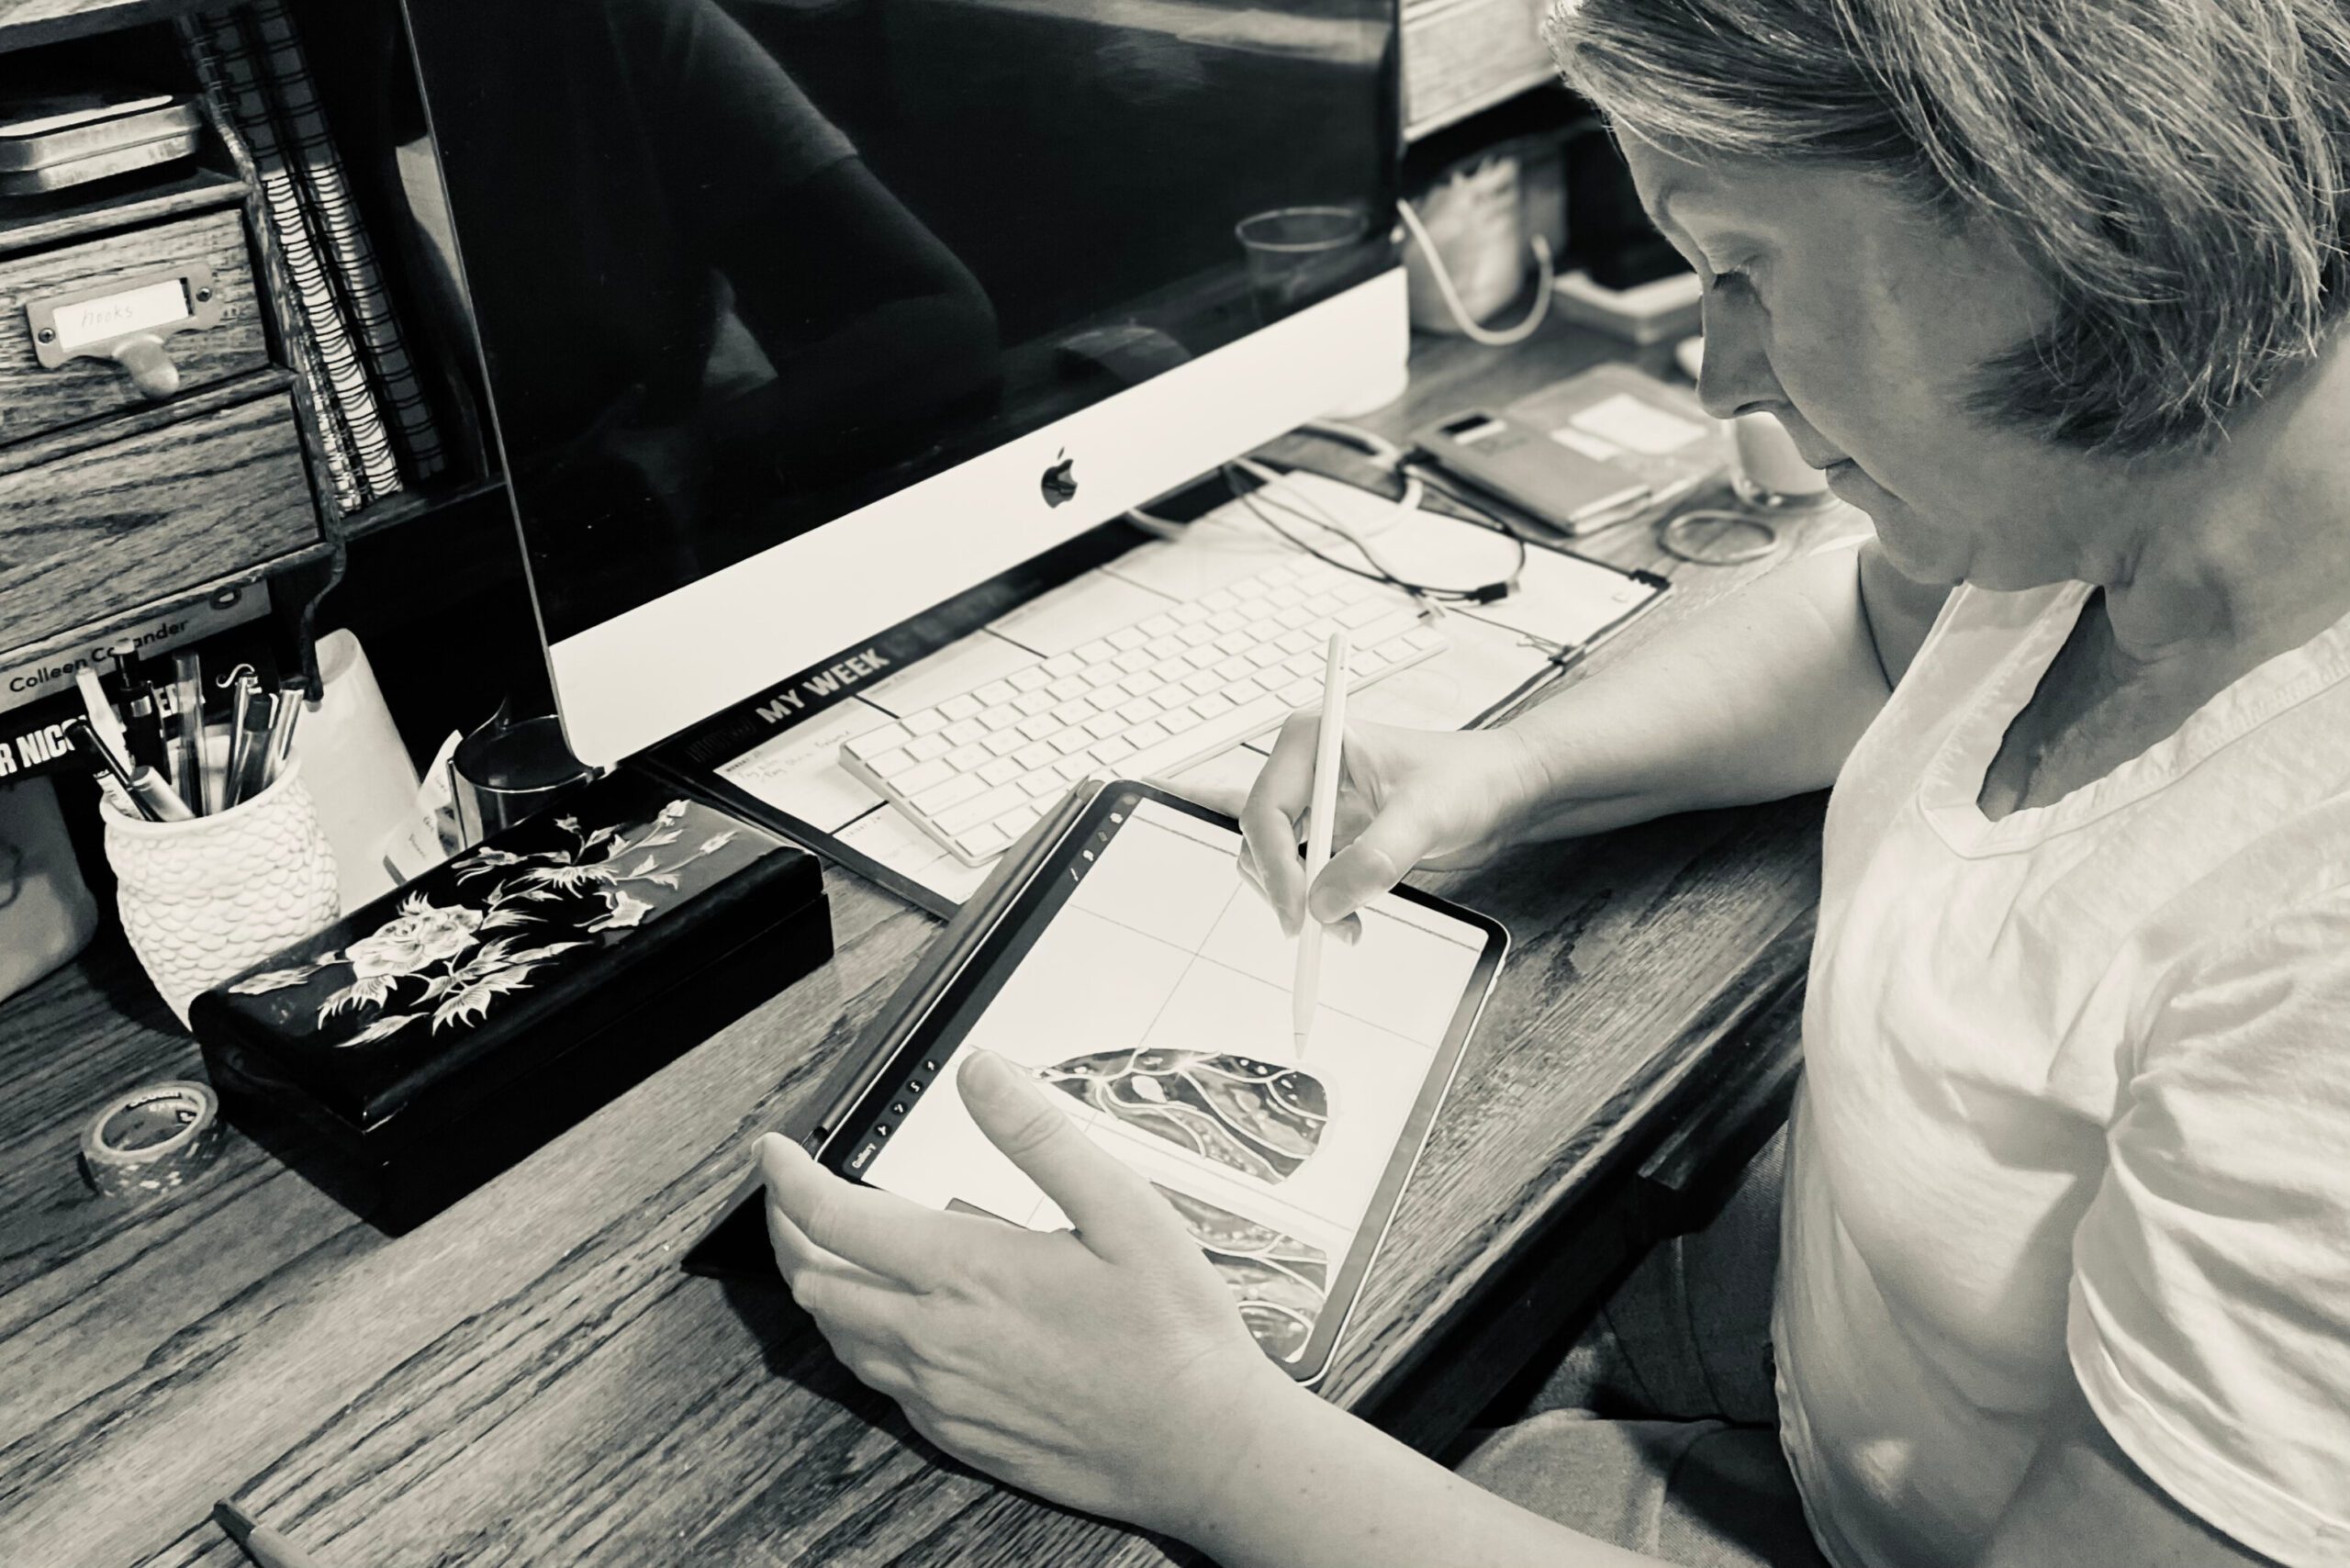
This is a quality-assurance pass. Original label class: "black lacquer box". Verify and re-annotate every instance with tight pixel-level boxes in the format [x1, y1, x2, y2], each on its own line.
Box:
[191, 767, 831, 1232]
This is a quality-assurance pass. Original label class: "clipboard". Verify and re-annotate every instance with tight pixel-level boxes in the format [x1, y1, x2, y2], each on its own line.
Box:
[684, 779, 1507, 1386]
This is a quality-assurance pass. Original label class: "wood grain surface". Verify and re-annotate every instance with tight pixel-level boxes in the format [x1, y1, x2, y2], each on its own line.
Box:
[0, 204, 270, 445]
[0, 380, 317, 651]
[0, 317, 1852, 1567]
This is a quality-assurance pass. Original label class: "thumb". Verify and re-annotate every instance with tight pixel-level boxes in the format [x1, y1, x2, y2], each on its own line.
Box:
[1307, 801, 1438, 924]
[957, 1050, 1185, 1261]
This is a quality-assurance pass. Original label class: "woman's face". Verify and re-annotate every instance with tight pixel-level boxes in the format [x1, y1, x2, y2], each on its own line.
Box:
[1619, 135, 2098, 590]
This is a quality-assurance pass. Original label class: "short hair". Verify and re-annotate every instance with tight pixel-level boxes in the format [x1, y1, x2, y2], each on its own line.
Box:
[1546, 0, 2350, 457]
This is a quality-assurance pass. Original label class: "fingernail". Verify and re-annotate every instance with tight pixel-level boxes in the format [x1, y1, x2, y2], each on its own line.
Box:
[756, 1132, 803, 1187]
[958, 1048, 1021, 1103]
[1306, 886, 1347, 925]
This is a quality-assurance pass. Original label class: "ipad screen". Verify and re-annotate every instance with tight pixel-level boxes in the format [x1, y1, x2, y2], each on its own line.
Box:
[851, 791, 1498, 1373]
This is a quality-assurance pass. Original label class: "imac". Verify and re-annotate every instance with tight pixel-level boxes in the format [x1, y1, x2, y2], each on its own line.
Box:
[400, 0, 1406, 766]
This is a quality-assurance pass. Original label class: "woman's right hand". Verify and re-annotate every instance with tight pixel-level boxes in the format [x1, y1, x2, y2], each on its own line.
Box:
[1229, 716, 1545, 935]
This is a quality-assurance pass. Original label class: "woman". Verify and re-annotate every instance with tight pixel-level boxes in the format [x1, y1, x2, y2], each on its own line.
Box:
[757, 2, 2350, 1563]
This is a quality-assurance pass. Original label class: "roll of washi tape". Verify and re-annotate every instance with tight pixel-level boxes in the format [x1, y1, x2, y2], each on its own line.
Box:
[80, 1081, 225, 1197]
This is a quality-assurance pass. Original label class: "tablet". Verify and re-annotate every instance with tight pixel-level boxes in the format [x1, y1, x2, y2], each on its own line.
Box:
[822, 783, 1507, 1385]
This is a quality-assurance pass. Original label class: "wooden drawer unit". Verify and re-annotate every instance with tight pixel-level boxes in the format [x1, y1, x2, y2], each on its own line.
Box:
[0, 204, 269, 443]
[0, 379, 315, 641]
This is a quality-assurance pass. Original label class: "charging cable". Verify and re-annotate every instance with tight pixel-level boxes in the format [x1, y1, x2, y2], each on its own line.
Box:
[1396, 196, 1554, 348]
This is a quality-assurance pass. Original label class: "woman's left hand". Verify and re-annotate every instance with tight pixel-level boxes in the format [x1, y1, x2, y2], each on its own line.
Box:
[759, 1048, 1304, 1533]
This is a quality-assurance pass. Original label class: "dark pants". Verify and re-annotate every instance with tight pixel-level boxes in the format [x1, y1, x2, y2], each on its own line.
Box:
[1455, 1127, 1830, 1568]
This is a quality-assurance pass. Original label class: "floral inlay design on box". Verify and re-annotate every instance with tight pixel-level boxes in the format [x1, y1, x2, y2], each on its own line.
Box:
[224, 801, 734, 1044]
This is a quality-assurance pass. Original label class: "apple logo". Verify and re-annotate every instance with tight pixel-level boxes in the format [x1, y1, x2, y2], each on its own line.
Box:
[1041, 449, 1078, 508]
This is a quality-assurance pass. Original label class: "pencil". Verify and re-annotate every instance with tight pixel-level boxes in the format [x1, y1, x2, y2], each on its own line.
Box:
[1292, 629, 1351, 1054]
[213, 1498, 332, 1568]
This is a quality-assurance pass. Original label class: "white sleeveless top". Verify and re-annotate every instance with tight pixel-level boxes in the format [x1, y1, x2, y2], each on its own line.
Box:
[1774, 576, 2350, 1568]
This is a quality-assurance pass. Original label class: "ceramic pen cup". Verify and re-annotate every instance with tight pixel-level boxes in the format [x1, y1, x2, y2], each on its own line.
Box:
[103, 761, 341, 1027]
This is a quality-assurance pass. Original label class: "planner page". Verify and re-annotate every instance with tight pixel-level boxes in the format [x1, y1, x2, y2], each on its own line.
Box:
[859, 797, 1488, 1363]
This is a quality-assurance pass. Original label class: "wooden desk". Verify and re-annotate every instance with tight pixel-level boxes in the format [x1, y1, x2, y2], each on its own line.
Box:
[0, 318, 1837, 1567]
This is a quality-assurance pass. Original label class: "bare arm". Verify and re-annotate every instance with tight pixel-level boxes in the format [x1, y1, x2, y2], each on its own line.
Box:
[1498, 538, 1948, 843]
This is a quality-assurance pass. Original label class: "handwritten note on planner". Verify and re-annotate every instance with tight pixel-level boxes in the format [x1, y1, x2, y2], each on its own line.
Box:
[859, 798, 1486, 1361]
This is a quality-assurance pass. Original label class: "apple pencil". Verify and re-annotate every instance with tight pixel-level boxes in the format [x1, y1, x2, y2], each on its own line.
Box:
[1292, 629, 1350, 1055]
[213, 1498, 333, 1568]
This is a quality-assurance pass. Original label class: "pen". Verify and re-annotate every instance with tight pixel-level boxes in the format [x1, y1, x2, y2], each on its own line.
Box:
[263, 679, 305, 787]
[171, 650, 205, 814]
[1292, 629, 1350, 1055]
[65, 717, 193, 823]
[212, 1498, 333, 1568]
[225, 685, 277, 808]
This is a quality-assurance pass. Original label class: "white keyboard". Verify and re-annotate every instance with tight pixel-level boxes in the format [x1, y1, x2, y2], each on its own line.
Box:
[840, 555, 1445, 864]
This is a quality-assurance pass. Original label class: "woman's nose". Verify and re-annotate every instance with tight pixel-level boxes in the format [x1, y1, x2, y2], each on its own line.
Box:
[1693, 298, 1782, 422]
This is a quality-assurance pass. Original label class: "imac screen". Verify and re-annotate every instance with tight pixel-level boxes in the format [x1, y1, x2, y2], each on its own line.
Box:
[403, 0, 1400, 648]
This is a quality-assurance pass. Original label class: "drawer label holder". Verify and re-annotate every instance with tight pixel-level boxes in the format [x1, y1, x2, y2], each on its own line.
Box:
[26, 263, 222, 401]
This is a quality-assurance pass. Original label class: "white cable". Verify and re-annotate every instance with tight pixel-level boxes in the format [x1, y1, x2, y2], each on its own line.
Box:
[1397, 196, 1554, 348]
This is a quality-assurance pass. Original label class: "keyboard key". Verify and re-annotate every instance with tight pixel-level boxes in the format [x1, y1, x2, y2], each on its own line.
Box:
[1338, 598, 1392, 629]
[1159, 706, 1203, 734]
[1072, 639, 1116, 665]
[1214, 654, 1256, 681]
[1182, 669, 1222, 695]
[902, 708, 948, 736]
[1118, 670, 1165, 698]
[1053, 755, 1097, 782]
[1126, 719, 1170, 749]
[1145, 634, 1186, 660]
[983, 731, 1024, 757]
[906, 733, 953, 762]
[1028, 659, 1073, 684]
[1016, 740, 1058, 768]
[1012, 689, 1055, 716]
[1052, 729, 1093, 755]
[1227, 675, 1268, 702]
[1304, 592, 1345, 616]
[1083, 712, 1125, 739]
[1202, 588, 1241, 612]
[1091, 735, 1137, 765]
[1148, 687, 1192, 714]
[897, 757, 954, 796]
[957, 821, 1013, 860]
[1082, 664, 1125, 689]
[1117, 696, 1160, 723]
[980, 756, 1024, 786]
[1407, 625, 1445, 651]
[1138, 614, 1180, 638]
[1108, 627, 1149, 651]
[861, 746, 914, 778]
[1047, 675, 1090, 700]
[1281, 678, 1320, 705]
[1113, 648, 1154, 674]
[1021, 771, 1065, 799]
[939, 694, 983, 722]
[1214, 631, 1254, 655]
[1052, 698, 1093, 725]
[913, 772, 987, 814]
[945, 718, 987, 746]
[938, 782, 1027, 835]
[974, 680, 1017, 707]
[1277, 628, 1318, 654]
[1191, 692, 1236, 719]
[1171, 602, 1213, 624]
[1178, 623, 1218, 647]
[1208, 610, 1248, 635]
[1267, 585, 1307, 610]
[945, 743, 990, 770]
[851, 721, 912, 756]
[1247, 644, 1287, 669]
[1017, 714, 1062, 741]
[1230, 576, 1270, 599]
